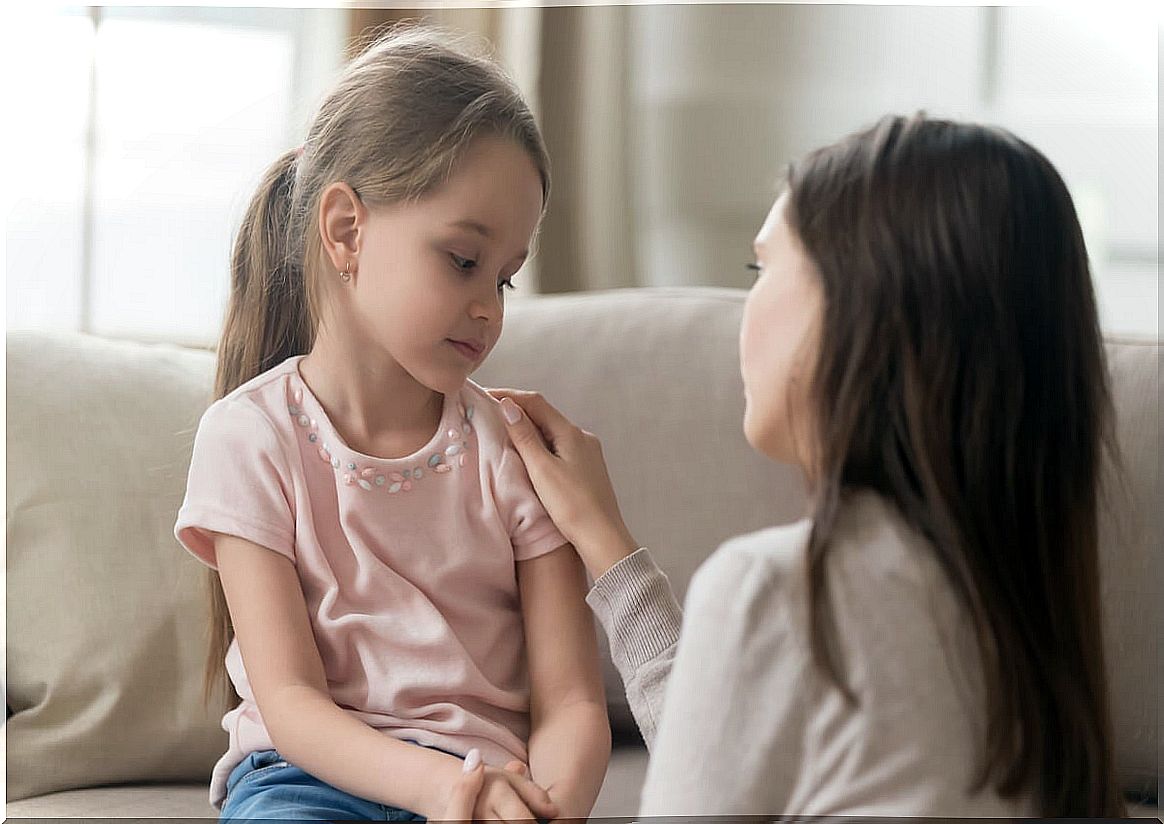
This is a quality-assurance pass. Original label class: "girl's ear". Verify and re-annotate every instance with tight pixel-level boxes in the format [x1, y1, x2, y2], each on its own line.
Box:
[318, 182, 365, 273]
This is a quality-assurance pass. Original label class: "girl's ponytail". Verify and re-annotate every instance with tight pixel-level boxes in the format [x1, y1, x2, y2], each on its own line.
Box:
[215, 149, 313, 400]
[203, 149, 313, 708]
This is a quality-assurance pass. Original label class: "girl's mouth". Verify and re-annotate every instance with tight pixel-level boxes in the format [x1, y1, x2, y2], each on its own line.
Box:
[447, 339, 484, 361]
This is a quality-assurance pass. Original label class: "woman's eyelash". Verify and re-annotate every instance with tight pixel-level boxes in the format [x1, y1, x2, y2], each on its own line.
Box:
[450, 253, 477, 271]
[746, 262, 762, 272]
[498, 278, 516, 291]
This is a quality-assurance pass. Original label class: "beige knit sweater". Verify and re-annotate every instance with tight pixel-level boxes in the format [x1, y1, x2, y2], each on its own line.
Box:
[584, 490, 1035, 815]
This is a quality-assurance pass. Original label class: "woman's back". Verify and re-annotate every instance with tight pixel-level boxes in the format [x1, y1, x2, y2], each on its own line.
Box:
[639, 490, 1035, 815]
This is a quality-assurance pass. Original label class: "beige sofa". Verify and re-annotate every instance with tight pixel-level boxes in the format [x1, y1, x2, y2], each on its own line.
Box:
[7, 287, 1160, 817]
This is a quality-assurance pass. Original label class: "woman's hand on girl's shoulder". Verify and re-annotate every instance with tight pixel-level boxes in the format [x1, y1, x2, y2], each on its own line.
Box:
[486, 388, 639, 580]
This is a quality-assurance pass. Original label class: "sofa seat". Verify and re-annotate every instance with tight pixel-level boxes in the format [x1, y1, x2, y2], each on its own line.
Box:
[8, 745, 1160, 819]
[4, 745, 651, 818]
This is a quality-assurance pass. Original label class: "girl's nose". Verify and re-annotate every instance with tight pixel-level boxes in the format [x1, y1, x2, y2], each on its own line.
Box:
[470, 284, 504, 322]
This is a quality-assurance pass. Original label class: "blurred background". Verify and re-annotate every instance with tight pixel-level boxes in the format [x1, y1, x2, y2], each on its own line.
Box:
[4, 3, 1159, 346]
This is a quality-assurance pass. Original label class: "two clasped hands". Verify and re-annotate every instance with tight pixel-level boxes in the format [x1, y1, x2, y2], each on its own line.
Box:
[440, 748, 553, 823]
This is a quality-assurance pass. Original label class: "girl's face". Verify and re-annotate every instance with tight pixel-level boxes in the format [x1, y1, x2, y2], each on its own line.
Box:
[339, 135, 544, 395]
[739, 193, 824, 471]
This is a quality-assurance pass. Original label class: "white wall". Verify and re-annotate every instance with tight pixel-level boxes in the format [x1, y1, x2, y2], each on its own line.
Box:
[627, 5, 1158, 337]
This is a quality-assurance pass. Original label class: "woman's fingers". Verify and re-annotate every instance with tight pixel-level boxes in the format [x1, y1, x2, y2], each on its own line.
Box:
[497, 399, 557, 458]
[484, 387, 637, 577]
[486, 388, 579, 450]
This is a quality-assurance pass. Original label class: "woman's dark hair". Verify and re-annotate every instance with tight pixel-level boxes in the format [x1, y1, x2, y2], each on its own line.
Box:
[786, 113, 1124, 814]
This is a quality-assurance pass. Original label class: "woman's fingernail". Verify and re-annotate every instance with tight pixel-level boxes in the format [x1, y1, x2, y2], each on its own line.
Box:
[500, 398, 522, 424]
[462, 748, 481, 773]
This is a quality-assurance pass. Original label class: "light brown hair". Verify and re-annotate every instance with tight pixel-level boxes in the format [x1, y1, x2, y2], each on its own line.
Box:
[204, 23, 550, 710]
[786, 113, 1124, 814]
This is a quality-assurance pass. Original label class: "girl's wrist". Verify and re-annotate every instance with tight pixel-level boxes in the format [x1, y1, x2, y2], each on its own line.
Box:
[419, 756, 468, 819]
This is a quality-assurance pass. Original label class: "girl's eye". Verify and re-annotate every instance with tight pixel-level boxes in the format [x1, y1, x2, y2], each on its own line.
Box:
[498, 278, 516, 292]
[450, 253, 477, 271]
[746, 262, 762, 280]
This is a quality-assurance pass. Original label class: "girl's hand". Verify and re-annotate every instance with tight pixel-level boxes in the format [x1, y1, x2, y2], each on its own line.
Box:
[439, 749, 559, 823]
[440, 749, 487, 822]
[487, 388, 640, 581]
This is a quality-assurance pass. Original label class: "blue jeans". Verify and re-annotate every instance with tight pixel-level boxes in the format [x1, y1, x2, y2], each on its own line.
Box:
[221, 740, 465, 821]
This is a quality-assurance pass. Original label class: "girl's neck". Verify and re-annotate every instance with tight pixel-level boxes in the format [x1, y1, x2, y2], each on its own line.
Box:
[298, 328, 443, 455]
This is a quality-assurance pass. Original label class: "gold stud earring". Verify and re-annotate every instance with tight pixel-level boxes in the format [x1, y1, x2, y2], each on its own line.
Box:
[340, 262, 352, 283]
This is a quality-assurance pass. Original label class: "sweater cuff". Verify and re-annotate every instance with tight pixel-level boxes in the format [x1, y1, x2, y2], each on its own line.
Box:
[586, 547, 683, 676]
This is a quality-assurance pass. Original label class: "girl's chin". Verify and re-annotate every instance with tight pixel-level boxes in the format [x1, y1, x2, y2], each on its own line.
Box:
[405, 362, 466, 398]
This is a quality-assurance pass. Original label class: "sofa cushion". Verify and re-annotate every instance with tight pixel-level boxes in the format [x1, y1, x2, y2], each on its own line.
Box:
[6, 331, 226, 800]
[1097, 337, 1160, 795]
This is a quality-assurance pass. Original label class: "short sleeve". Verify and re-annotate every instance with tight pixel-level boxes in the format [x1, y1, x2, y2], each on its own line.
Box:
[174, 399, 296, 569]
[496, 441, 568, 562]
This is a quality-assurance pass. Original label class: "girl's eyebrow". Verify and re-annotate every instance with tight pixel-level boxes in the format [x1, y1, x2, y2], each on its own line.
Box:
[448, 219, 529, 260]
[449, 219, 493, 238]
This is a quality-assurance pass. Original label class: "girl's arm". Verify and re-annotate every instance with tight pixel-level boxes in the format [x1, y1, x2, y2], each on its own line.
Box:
[583, 545, 683, 750]
[215, 533, 556, 819]
[486, 389, 685, 748]
[517, 543, 613, 817]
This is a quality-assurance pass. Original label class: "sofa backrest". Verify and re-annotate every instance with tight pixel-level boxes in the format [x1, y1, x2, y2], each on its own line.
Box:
[7, 287, 1158, 800]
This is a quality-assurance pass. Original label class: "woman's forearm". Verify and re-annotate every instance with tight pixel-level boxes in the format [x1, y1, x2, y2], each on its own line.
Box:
[527, 700, 612, 817]
[574, 524, 641, 582]
[262, 684, 460, 817]
[585, 547, 683, 750]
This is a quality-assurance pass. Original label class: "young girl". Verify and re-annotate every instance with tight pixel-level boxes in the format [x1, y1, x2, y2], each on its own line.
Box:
[174, 26, 610, 821]
[488, 113, 1127, 815]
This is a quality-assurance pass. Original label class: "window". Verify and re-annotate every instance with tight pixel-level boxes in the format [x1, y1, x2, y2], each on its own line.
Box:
[6, 6, 346, 345]
[989, 6, 1158, 337]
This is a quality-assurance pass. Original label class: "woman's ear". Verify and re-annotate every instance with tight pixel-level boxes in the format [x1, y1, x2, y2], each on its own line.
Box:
[318, 182, 365, 273]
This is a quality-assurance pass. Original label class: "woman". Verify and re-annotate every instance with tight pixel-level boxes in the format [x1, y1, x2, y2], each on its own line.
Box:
[456, 113, 1126, 815]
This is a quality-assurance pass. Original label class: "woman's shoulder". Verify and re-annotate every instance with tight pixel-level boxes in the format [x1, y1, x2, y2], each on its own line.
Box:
[709, 519, 814, 580]
[826, 489, 943, 591]
[686, 519, 815, 615]
[687, 491, 939, 617]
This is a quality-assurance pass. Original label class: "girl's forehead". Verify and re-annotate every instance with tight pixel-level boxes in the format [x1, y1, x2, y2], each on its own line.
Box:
[430, 165, 543, 230]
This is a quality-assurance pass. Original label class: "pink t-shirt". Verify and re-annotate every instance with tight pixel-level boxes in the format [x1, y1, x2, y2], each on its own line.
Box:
[174, 355, 567, 809]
